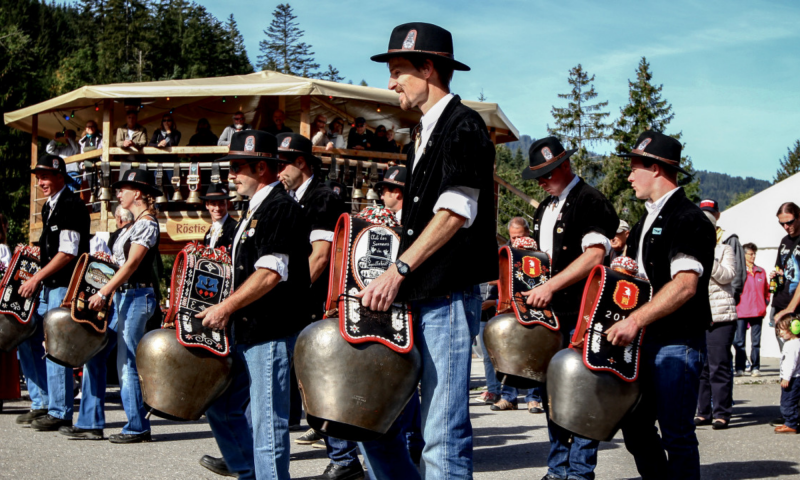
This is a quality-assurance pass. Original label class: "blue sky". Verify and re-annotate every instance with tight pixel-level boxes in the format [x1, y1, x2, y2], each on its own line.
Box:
[86, 0, 800, 179]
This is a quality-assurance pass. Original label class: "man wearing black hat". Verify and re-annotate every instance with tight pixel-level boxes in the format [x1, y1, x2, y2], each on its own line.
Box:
[605, 130, 715, 480]
[276, 133, 360, 480]
[347, 117, 373, 151]
[358, 22, 497, 479]
[197, 130, 311, 479]
[376, 165, 406, 221]
[15, 155, 90, 432]
[521, 137, 619, 480]
[200, 184, 238, 251]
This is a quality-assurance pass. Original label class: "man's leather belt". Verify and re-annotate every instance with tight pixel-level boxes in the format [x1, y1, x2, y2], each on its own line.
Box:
[120, 282, 153, 291]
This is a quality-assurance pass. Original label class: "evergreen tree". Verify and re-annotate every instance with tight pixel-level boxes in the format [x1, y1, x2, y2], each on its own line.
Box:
[547, 64, 610, 178]
[319, 64, 344, 82]
[478, 89, 487, 102]
[774, 140, 800, 183]
[601, 57, 699, 224]
[257, 3, 319, 77]
[495, 145, 548, 239]
[359, 79, 368, 87]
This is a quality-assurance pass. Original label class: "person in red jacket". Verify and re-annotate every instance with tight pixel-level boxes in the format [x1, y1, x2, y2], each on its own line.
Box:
[733, 243, 770, 377]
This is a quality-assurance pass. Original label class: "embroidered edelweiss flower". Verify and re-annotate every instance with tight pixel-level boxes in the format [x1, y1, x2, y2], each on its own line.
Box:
[394, 333, 404, 342]
[515, 271, 524, 281]
[350, 324, 360, 333]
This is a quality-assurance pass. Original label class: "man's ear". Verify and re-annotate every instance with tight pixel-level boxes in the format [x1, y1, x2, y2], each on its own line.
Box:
[420, 59, 435, 80]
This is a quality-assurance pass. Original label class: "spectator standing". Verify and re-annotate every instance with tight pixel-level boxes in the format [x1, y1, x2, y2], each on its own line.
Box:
[310, 114, 332, 149]
[328, 117, 346, 149]
[46, 129, 81, 191]
[217, 112, 252, 146]
[148, 114, 181, 148]
[347, 117, 373, 150]
[79, 121, 103, 152]
[695, 211, 737, 430]
[701, 199, 747, 302]
[115, 110, 148, 148]
[188, 118, 218, 146]
[770, 202, 800, 350]
[265, 109, 292, 135]
[774, 316, 800, 434]
[733, 243, 770, 377]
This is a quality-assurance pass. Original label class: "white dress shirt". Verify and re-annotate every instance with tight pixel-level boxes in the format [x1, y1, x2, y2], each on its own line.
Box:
[293, 175, 335, 243]
[538, 175, 611, 257]
[46, 186, 81, 256]
[395, 209, 402, 225]
[414, 93, 479, 229]
[636, 187, 704, 280]
[232, 181, 289, 283]
[208, 214, 230, 249]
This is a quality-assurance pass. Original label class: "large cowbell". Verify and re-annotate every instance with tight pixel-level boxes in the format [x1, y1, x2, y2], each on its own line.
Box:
[294, 212, 421, 442]
[137, 243, 235, 421]
[547, 261, 652, 441]
[44, 253, 117, 367]
[0, 245, 42, 352]
[482, 246, 562, 388]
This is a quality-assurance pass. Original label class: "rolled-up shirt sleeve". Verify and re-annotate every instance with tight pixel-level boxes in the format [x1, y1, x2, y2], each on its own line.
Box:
[58, 230, 81, 256]
[254, 253, 289, 282]
[432, 186, 479, 228]
[581, 232, 612, 256]
[310, 230, 334, 243]
[670, 253, 704, 278]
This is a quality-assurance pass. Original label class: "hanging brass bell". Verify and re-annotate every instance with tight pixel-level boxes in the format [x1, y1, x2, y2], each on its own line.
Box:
[186, 190, 202, 204]
[171, 189, 184, 202]
[366, 187, 379, 205]
[99, 187, 113, 202]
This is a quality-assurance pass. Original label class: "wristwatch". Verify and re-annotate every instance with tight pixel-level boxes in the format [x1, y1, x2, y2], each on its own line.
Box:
[395, 259, 410, 277]
[98, 292, 108, 303]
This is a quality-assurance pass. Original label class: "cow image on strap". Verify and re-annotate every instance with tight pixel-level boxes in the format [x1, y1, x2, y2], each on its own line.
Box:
[572, 256, 653, 381]
[168, 242, 233, 356]
[0, 245, 42, 324]
[325, 206, 412, 353]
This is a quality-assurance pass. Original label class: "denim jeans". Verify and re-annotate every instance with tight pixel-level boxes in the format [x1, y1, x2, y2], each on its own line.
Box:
[75, 309, 118, 430]
[16, 288, 54, 411]
[546, 409, 600, 480]
[240, 335, 295, 480]
[115, 287, 155, 434]
[621, 338, 706, 480]
[360, 287, 481, 480]
[501, 385, 540, 403]
[325, 435, 360, 467]
[38, 286, 74, 420]
[206, 345, 256, 480]
[780, 378, 800, 429]
[360, 391, 421, 480]
[478, 321, 501, 396]
[733, 317, 763, 371]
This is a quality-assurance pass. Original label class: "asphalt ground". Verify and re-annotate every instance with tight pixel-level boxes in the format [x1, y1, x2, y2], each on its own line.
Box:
[0, 357, 797, 479]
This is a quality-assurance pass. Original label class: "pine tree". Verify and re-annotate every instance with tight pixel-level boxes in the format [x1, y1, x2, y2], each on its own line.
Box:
[547, 64, 610, 178]
[601, 57, 699, 224]
[319, 64, 344, 82]
[774, 140, 800, 183]
[257, 4, 319, 77]
[477, 89, 487, 102]
[359, 79, 368, 87]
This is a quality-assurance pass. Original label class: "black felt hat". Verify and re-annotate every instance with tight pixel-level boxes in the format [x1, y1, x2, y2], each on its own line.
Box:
[375, 165, 407, 191]
[521, 137, 577, 180]
[370, 22, 470, 71]
[31, 154, 69, 178]
[111, 168, 163, 197]
[276, 133, 321, 166]
[615, 130, 689, 176]
[218, 130, 284, 163]
[200, 183, 236, 201]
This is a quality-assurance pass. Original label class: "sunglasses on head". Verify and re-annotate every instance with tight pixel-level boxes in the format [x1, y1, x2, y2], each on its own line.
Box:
[780, 218, 797, 227]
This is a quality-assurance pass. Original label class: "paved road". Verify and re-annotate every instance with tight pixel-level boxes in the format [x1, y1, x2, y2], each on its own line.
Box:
[0, 358, 797, 479]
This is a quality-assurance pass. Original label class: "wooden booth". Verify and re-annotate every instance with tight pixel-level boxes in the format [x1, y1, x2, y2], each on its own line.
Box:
[4, 70, 521, 253]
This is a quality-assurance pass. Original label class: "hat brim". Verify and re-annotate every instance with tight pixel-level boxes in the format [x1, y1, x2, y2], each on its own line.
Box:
[111, 180, 163, 198]
[199, 193, 237, 201]
[217, 153, 287, 164]
[30, 166, 69, 177]
[520, 148, 577, 180]
[615, 153, 691, 177]
[370, 51, 470, 71]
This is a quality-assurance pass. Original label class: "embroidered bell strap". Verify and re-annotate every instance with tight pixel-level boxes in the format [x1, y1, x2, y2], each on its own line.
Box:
[573, 265, 653, 382]
[497, 246, 559, 330]
[64, 253, 118, 333]
[211, 162, 221, 184]
[172, 163, 182, 190]
[325, 214, 413, 354]
[187, 162, 200, 192]
[170, 242, 233, 356]
[0, 247, 42, 325]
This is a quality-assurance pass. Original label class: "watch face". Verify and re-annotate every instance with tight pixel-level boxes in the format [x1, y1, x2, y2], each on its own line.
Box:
[397, 261, 409, 275]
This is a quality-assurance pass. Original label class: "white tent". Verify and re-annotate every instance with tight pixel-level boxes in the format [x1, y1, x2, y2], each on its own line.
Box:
[717, 172, 800, 358]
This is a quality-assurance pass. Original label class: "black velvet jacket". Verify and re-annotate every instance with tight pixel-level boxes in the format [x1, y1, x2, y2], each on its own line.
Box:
[532, 178, 619, 313]
[203, 215, 238, 252]
[298, 176, 346, 319]
[231, 184, 311, 345]
[399, 95, 498, 301]
[625, 188, 715, 344]
[38, 188, 90, 288]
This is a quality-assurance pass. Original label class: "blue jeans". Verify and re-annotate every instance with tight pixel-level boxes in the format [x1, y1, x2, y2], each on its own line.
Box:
[207, 346, 256, 480]
[325, 436, 359, 467]
[781, 378, 800, 429]
[33, 286, 74, 420]
[115, 287, 155, 434]
[621, 339, 706, 480]
[501, 385, 540, 403]
[360, 392, 421, 480]
[16, 288, 53, 411]
[360, 287, 481, 480]
[546, 414, 599, 480]
[75, 309, 118, 430]
[240, 335, 295, 480]
[733, 317, 763, 371]
[478, 321, 500, 395]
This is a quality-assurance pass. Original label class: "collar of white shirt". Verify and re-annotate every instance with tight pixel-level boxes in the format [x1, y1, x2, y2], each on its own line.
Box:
[212, 214, 229, 231]
[414, 93, 455, 168]
[555, 174, 580, 204]
[644, 187, 681, 217]
[47, 185, 68, 210]
[247, 180, 282, 215]
[294, 175, 314, 203]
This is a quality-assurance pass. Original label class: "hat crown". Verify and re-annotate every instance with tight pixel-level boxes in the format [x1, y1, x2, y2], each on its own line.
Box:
[527, 137, 567, 168]
[32, 154, 68, 176]
[632, 130, 682, 163]
[276, 133, 313, 155]
[229, 130, 278, 156]
[388, 22, 454, 55]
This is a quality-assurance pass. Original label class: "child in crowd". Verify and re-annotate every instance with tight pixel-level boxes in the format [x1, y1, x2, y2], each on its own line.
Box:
[775, 316, 800, 434]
